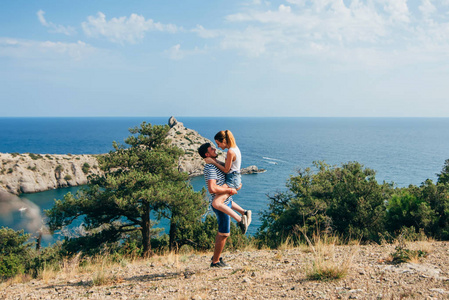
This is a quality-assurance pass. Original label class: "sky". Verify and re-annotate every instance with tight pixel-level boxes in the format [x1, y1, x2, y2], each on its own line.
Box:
[1, 0, 449, 117]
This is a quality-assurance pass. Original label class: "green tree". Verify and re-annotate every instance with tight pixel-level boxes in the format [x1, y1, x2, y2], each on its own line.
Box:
[437, 159, 449, 185]
[385, 189, 434, 234]
[413, 179, 449, 239]
[256, 161, 390, 248]
[0, 227, 31, 279]
[46, 122, 206, 257]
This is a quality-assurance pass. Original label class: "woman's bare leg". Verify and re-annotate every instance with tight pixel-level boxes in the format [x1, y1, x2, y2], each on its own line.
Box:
[212, 193, 242, 222]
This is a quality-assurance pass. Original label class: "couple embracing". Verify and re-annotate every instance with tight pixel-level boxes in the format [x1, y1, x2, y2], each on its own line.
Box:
[198, 130, 251, 269]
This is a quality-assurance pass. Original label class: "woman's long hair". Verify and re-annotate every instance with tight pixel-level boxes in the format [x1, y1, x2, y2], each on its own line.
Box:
[214, 130, 236, 148]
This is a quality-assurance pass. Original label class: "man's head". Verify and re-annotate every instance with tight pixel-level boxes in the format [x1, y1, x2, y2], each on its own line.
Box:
[198, 143, 218, 159]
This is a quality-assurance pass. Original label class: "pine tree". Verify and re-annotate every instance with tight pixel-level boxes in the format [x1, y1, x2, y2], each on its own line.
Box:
[46, 122, 206, 257]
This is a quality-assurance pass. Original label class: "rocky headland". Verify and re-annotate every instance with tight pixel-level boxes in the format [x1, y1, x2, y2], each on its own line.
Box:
[0, 117, 264, 195]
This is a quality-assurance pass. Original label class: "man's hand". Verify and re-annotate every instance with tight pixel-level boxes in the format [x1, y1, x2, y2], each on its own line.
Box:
[229, 188, 238, 195]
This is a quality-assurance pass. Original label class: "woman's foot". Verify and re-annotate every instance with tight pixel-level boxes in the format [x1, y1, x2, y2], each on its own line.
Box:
[244, 210, 252, 226]
[238, 215, 248, 234]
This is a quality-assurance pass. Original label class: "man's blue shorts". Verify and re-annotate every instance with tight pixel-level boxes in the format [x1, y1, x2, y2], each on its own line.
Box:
[212, 200, 232, 234]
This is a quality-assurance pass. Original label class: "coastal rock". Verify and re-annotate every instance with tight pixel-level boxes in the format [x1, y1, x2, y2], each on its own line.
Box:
[241, 165, 266, 175]
[167, 117, 265, 177]
[166, 117, 214, 177]
[0, 117, 265, 195]
[0, 153, 101, 195]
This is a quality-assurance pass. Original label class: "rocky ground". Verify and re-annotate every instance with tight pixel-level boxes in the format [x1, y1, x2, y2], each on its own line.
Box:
[2, 241, 449, 299]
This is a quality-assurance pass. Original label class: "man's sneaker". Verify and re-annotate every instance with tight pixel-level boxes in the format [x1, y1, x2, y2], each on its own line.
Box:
[244, 210, 252, 227]
[210, 259, 231, 269]
[210, 257, 227, 265]
[238, 215, 248, 234]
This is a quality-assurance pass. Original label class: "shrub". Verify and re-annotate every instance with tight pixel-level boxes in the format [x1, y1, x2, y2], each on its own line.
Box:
[82, 163, 90, 175]
[30, 242, 65, 277]
[386, 190, 434, 234]
[388, 234, 428, 264]
[64, 175, 72, 181]
[28, 153, 43, 160]
[256, 161, 390, 248]
[0, 254, 25, 279]
[0, 227, 32, 279]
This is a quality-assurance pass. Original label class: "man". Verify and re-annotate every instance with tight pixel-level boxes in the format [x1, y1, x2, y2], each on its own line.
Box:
[198, 142, 251, 268]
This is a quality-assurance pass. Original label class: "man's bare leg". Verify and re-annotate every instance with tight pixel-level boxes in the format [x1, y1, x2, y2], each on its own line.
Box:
[212, 232, 229, 264]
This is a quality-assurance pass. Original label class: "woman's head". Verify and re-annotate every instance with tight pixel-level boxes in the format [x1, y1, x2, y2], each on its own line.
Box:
[214, 130, 236, 149]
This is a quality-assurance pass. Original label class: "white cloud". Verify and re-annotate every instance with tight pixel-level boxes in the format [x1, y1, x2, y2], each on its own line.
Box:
[167, 44, 184, 60]
[37, 10, 76, 36]
[220, 27, 273, 57]
[192, 0, 449, 70]
[165, 44, 205, 60]
[380, 0, 410, 23]
[0, 37, 95, 60]
[192, 25, 219, 38]
[82, 12, 178, 44]
[419, 0, 436, 19]
[278, 5, 291, 13]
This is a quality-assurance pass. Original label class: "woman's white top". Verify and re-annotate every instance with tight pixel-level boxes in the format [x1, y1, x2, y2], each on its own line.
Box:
[228, 146, 241, 173]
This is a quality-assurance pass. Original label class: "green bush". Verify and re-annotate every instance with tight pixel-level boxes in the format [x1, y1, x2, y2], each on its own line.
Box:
[0, 254, 24, 279]
[82, 163, 90, 174]
[28, 153, 43, 160]
[29, 242, 64, 277]
[386, 191, 434, 234]
[0, 227, 32, 279]
[409, 180, 449, 240]
[255, 161, 390, 248]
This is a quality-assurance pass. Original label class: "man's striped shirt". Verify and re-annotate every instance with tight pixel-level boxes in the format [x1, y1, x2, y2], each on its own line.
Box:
[204, 163, 232, 204]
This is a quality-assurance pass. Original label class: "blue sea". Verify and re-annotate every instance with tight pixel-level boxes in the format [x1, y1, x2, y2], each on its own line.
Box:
[1, 117, 449, 238]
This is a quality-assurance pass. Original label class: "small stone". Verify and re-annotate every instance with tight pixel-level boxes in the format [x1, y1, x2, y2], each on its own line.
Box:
[429, 288, 446, 294]
[242, 277, 251, 283]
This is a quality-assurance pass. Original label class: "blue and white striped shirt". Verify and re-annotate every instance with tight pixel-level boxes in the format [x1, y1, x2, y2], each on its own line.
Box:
[204, 164, 232, 204]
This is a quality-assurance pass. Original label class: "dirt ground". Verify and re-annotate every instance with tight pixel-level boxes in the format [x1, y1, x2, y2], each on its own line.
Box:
[2, 241, 449, 299]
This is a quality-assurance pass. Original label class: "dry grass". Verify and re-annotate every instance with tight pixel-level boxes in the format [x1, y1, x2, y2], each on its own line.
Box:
[278, 236, 296, 251]
[302, 232, 359, 281]
[35, 251, 139, 286]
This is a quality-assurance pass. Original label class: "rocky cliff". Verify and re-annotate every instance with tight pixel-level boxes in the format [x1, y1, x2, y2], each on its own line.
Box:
[0, 153, 102, 195]
[0, 117, 264, 195]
